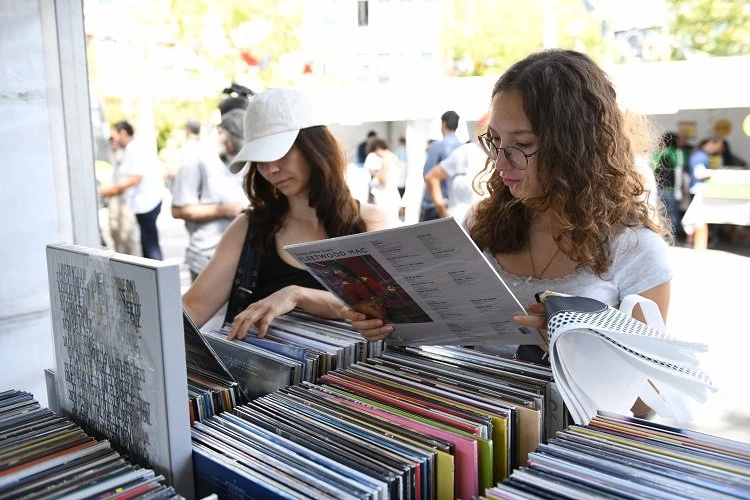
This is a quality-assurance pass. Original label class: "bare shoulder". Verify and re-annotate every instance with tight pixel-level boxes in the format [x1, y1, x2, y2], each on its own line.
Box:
[359, 202, 389, 231]
[228, 210, 251, 235]
[215, 211, 251, 255]
[183, 210, 250, 325]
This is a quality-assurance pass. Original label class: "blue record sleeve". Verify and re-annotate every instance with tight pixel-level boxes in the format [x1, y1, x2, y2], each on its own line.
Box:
[239, 335, 309, 363]
[192, 446, 296, 500]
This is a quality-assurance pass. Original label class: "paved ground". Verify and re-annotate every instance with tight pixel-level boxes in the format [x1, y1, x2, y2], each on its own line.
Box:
[156, 194, 750, 444]
[655, 242, 750, 443]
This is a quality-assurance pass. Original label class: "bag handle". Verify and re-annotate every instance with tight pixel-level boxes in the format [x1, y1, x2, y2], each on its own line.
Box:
[619, 294, 666, 333]
[224, 212, 261, 326]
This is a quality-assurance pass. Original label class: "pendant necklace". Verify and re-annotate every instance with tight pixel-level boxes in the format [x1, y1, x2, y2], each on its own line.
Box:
[528, 242, 561, 280]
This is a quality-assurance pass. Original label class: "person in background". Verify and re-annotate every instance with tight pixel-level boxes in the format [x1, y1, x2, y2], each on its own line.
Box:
[185, 118, 201, 149]
[719, 138, 747, 168]
[356, 130, 378, 166]
[688, 138, 724, 195]
[218, 82, 254, 115]
[345, 49, 672, 417]
[168, 118, 201, 187]
[419, 110, 462, 221]
[100, 120, 164, 260]
[652, 131, 681, 237]
[684, 138, 725, 248]
[424, 138, 488, 226]
[675, 129, 694, 237]
[102, 136, 138, 255]
[171, 108, 249, 282]
[424, 114, 490, 226]
[182, 88, 388, 340]
[394, 136, 408, 199]
[165, 118, 201, 189]
[365, 138, 402, 226]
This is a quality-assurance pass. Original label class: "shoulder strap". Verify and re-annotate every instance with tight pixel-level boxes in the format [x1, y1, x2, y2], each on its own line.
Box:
[224, 213, 261, 326]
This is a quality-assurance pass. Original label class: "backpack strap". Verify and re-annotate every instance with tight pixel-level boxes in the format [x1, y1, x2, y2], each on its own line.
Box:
[224, 213, 261, 326]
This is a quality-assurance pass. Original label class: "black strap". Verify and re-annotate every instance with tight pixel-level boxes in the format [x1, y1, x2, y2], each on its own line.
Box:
[224, 215, 261, 326]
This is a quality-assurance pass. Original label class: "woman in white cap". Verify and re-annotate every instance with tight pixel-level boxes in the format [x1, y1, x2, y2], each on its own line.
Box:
[182, 88, 388, 339]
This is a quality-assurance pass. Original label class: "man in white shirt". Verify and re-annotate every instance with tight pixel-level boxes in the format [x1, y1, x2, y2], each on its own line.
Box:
[100, 121, 164, 260]
[171, 109, 248, 281]
[424, 140, 488, 226]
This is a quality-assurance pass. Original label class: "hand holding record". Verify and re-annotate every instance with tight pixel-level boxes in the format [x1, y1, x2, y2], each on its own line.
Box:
[341, 306, 394, 343]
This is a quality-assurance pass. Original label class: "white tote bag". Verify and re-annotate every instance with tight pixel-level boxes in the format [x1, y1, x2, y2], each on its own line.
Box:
[542, 292, 716, 425]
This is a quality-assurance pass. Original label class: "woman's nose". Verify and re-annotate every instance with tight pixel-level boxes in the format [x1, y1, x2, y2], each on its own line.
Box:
[493, 151, 514, 172]
[258, 161, 280, 174]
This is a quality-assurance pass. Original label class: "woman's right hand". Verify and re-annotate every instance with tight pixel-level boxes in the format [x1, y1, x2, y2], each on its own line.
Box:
[228, 286, 301, 340]
[340, 307, 394, 342]
[513, 302, 549, 352]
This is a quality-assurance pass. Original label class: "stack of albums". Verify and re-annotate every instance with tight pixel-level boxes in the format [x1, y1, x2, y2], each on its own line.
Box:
[189, 314, 749, 498]
[184, 307, 384, 423]
[486, 412, 750, 498]
[184, 311, 241, 424]
[0, 390, 180, 499]
[191, 336, 566, 499]
[200, 311, 385, 403]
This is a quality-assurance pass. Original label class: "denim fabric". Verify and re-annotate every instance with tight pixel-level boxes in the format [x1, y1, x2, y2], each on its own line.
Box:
[136, 202, 163, 260]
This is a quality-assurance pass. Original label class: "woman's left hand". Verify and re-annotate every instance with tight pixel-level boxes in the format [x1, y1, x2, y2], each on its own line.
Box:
[341, 307, 393, 342]
[228, 286, 299, 340]
[513, 302, 549, 351]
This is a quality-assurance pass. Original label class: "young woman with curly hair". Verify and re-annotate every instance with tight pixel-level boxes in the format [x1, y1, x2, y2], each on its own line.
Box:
[346, 50, 672, 359]
[183, 88, 387, 340]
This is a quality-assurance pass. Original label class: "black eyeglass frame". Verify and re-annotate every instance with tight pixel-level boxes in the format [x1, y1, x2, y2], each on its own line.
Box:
[477, 133, 539, 170]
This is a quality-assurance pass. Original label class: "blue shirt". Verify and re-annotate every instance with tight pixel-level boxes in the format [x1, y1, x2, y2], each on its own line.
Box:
[421, 132, 463, 209]
[688, 149, 710, 195]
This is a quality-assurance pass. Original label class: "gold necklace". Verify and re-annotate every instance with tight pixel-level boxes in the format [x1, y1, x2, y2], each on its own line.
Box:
[528, 243, 561, 280]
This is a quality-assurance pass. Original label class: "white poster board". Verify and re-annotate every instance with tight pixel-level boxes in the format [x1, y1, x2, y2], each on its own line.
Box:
[45, 243, 193, 499]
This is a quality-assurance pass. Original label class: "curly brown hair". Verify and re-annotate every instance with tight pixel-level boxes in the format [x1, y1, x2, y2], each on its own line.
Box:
[469, 49, 667, 276]
[243, 126, 367, 249]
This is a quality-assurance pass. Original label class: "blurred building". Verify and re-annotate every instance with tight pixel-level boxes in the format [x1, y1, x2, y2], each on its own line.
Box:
[297, 0, 443, 86]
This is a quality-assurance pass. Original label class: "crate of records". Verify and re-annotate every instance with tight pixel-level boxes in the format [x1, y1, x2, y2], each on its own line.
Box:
[0, 390, 181, 499]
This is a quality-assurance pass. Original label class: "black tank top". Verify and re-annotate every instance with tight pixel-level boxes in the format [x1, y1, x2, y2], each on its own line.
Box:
[251, 239, 325, 302]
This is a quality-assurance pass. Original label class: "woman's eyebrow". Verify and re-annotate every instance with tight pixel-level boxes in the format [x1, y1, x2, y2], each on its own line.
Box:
[487, 125, 535, 136]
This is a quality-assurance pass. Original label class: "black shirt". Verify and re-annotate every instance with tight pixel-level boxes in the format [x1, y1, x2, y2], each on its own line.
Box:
[252, 239, 326, 302]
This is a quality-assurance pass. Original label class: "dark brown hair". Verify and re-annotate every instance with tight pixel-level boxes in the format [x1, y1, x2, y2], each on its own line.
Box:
[244, 126, 366, 248]
[469, 49, 667, 275]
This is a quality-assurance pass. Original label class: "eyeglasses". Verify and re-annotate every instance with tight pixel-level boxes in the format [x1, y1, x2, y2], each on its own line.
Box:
[478, 133, 538, 170]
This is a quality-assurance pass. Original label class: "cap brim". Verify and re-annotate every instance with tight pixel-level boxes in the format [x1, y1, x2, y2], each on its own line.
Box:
[229, 130, 299, 174]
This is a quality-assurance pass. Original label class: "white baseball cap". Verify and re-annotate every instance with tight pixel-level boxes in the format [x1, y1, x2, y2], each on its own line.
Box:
[229, 88, 326, 173]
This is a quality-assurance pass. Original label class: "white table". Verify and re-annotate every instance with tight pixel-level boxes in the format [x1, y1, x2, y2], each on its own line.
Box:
[681, 169, 750, 249]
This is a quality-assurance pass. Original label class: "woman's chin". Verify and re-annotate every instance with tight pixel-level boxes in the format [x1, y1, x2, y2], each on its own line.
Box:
[507, 184, 524, 199]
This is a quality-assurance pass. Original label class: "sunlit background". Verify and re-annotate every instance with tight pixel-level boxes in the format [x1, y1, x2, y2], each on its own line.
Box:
[1, 0, 749, 447]
[82, 0, 750, 164]
[82, 0, 750, 443]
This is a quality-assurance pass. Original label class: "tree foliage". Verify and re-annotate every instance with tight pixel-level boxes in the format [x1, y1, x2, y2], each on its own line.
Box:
[91, 0, 305, 155]
[439, 0, 607, 76]
[146, 0, 304, 90]
[666, 0, 750, 59]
